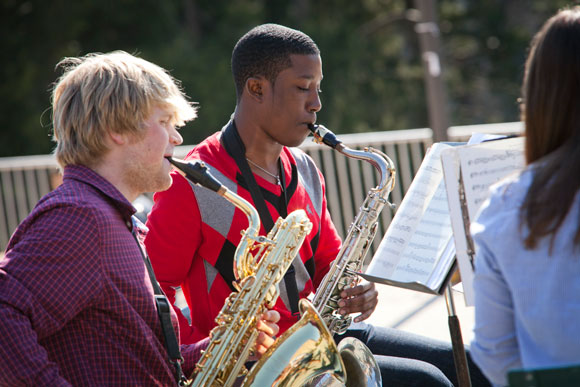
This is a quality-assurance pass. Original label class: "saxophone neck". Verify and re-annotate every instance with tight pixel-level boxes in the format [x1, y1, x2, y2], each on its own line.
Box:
[307, 124, 396, 194]
[341, 146, 396, 193]
[221, 189, 261, 280]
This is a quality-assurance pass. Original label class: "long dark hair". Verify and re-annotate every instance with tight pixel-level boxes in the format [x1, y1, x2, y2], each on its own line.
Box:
[520, 7, 580, 250]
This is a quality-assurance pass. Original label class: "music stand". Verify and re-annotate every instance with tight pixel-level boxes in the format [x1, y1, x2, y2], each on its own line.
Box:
[445, 283, 472, 387]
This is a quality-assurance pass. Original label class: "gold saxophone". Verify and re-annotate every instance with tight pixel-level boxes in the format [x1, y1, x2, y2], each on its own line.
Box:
[167, 157, 346, 387]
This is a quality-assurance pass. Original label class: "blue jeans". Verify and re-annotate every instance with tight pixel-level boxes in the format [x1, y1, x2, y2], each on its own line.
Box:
[335, 323, 491, 387]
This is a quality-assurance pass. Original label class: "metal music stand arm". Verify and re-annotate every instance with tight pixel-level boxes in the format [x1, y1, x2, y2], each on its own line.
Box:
[445, 284, 472, 387]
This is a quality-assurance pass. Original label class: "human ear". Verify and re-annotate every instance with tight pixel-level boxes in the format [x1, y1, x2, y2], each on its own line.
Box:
[108, 130, 127, 146]
[246, 77, 265, 102]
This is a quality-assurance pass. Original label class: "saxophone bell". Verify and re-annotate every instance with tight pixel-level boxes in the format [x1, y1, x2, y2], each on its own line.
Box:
[307, 337, 383, 387]
[242, 299, 347, 387]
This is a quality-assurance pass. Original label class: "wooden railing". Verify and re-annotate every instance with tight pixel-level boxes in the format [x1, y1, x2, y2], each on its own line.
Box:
[0, 122, 522, 252]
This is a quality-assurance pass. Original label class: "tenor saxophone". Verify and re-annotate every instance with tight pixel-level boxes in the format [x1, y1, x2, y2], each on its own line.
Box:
[310, 123, 396, 386]
[167, 158, 344, 387]
[244, 125, 397, 386]
[308, 123, 396, 334]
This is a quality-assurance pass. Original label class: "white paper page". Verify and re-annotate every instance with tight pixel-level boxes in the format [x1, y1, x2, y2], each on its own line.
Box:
[459, 137, 525, 219]
[441, 148, 476, 305]
[426, 235, 456, 290]
[441, 136, 525, 305]
[467, 132, 506, 145]
[367, 143, 453, 287]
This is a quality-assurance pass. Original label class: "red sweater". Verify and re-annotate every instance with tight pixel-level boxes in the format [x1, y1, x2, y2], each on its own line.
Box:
[145, 131, 341, 344]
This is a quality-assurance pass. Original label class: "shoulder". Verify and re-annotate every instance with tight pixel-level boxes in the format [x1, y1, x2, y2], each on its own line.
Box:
[482, 168, 532, 217]
[7, 185, 108, 255]
[286, 147, 323, 183]
[33, 181, 112, 225]
[287, 147, 324, 186]
[188, 132, 222, 159]
[287, 147, 318, 170]
[187, 132, 238, 183]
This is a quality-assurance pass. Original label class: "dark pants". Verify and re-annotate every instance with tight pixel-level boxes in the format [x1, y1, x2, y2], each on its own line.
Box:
[335, 323, 491, 387]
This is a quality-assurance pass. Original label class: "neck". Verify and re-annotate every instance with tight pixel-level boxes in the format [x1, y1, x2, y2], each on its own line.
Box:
[92, 157, 139, 203]
[233, 111, 283, 172]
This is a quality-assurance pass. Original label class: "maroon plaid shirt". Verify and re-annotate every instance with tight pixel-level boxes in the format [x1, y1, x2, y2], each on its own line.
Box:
[0, 165, 206, 386]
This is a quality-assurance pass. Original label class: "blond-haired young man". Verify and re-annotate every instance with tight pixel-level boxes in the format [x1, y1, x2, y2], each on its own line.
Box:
[0, 51, 278, 385]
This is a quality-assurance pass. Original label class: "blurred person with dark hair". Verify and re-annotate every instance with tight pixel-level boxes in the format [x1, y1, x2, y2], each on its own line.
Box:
[145, 23, 490, 386]
[470, 7, 580, 386]
[0, 51, 279, 385]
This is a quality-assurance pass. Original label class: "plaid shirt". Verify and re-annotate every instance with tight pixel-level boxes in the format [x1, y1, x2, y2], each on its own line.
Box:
[0, 165, 206, 386]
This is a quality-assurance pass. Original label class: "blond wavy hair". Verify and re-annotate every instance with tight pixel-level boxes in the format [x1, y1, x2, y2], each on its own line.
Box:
[51, 51, 197, 168]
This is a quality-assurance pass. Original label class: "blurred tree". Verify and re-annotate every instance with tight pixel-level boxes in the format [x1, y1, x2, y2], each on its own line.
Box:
[0, 0, 573, 157]
[0, 0, 183, 156]
[440, 0, 572, 125]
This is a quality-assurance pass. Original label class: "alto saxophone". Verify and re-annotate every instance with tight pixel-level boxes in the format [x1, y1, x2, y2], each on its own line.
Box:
[167, 157, 330, 387]
[308, 123, 396, 334]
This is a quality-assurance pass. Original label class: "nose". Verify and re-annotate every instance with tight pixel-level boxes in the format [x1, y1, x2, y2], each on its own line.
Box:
[169, 126, 183, 146]
[308, 89, 322, 113]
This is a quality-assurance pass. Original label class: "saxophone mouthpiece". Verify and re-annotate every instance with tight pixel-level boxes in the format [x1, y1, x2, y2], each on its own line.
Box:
[308, 123, 343, 150]
[166, 157, 223, 193]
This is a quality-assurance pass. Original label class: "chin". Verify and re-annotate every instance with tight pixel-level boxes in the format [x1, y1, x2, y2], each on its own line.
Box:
[290, 134, 310, 147]
[146, 171, 173, 193]
[157, 175, 173, 192]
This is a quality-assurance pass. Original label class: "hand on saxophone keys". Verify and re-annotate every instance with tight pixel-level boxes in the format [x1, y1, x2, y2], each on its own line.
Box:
[248, 310, 280, 361]
[338, 280, 379, 323]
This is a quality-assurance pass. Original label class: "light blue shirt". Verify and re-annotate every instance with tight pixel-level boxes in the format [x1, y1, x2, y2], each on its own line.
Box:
[469, 166, 580, 387]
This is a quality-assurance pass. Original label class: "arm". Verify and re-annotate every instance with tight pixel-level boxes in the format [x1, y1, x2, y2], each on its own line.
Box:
[145, 171, 204, 343]
[0, 206, 102, 386]
[180, 337, 210, 376]
[470, 240, 521, 386]
[0, 278, 72, 386]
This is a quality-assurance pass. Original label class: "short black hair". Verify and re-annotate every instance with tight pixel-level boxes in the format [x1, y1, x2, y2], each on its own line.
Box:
[231, 23, 320, 100]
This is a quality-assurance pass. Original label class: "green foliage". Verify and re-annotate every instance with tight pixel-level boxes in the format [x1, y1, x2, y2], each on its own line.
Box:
[0, 0, 573, 156]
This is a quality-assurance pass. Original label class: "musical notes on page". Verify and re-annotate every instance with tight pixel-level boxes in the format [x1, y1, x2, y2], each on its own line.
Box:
[441, 135, 525, 305]
[366, 143, 457, 293]
[364, 135, 525, 299]
[459, 142, 524, 219]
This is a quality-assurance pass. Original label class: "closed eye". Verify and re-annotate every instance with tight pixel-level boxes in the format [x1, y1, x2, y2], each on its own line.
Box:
[297, 86, 322, 94]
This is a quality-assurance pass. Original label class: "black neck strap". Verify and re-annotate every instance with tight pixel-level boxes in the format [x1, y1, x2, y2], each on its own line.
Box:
[221, 120, 300, 317]
[221, 120, 284, 229]
[131, 219, 187, 385]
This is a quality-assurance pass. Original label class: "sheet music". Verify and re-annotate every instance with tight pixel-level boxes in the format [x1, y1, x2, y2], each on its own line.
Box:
[364, 135, 524, 298]
[367, 143, 455, 288]
[458, 138, 524, 219]
[441, 136, 525, 305]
